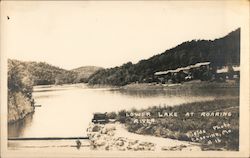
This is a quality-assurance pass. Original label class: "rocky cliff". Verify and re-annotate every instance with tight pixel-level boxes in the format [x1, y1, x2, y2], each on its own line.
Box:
[8, 92, 34, 123]
[8, 59, 35, 123]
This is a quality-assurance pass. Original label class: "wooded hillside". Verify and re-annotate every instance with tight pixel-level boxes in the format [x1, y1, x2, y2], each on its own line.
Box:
[88, 28, 240, 86]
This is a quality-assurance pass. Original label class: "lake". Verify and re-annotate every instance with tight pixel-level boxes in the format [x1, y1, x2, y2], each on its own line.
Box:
[8, 83, 239, 138]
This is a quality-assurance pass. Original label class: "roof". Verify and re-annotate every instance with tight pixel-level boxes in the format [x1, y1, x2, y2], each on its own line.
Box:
[216, 67, 228, 73]
[154, 62, 211, 76]
[216, 66, 240, 73]
[233, 66, 240, 72]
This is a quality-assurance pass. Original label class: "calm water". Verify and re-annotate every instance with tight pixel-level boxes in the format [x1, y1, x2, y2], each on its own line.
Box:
[8, 84, 239, 138]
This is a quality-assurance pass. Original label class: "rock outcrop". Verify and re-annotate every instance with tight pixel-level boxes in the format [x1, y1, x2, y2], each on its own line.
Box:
[8, 92, 34, 123]
[87, 123, 201, 151]
[87, 123, 155, 151]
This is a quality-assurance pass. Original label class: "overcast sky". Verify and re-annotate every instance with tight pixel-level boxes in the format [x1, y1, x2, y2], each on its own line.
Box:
[1, 1, 248, 70]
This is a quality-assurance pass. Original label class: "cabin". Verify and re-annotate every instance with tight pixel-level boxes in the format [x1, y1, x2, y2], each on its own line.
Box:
[92, 112, 109, 124]
[154, 62, 211, 83]
[154, 62, 240, 83]
[216, 65, 240, 82]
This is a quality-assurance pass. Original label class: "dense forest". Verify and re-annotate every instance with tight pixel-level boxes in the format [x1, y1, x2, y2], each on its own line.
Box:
[88, 28, 240, 86]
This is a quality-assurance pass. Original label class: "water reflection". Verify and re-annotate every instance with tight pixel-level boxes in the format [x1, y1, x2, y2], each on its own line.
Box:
[110, 88, 239, 99]
[8, 113, 34, 137]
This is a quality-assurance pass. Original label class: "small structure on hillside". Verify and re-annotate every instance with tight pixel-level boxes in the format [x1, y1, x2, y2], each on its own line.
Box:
[216, 65, 240, 81]
[154, 62, 240, 83]
[154, 62, 211, 83]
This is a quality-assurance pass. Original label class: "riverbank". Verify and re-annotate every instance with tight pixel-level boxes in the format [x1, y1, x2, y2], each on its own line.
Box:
[87, 123, 201, 151]
[106, 98, 239, 151]
[121, 80, 239, 91]
[32, 80, 239, 91]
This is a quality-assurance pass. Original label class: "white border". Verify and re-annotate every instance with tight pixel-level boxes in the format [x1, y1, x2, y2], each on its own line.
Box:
[1, 1, 249, 157]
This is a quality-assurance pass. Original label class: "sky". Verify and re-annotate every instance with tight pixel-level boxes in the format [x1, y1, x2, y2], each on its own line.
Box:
[1, 1, 249, 70]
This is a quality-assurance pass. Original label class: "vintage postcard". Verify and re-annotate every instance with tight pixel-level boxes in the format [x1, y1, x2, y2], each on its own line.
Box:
[0, 0, 249, 157]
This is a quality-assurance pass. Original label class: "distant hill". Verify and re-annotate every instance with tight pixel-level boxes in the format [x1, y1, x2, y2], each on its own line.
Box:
[8, 59, 77, 85]
[88, 28, 240, 86]
[8, 59, 103, 85]
[71, 66, 103, 83]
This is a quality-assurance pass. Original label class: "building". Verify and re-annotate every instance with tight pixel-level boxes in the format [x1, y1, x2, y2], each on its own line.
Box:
[154, 62, 211, 83]
[216, 65, 240, 81]
[154, 62, 240, 83]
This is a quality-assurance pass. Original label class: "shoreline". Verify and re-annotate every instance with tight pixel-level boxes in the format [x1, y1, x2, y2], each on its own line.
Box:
[32, 80, 239, 91]
[120, 80, 239, 91]
[87, 122, 201, 151]
[8, 111, 34, 125]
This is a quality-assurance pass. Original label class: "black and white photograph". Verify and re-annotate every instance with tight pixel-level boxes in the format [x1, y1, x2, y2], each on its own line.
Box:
[0, 1, 249, 157]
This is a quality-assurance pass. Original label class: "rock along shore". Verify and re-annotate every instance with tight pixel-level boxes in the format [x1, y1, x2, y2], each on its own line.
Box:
[87, 123, 201, 151]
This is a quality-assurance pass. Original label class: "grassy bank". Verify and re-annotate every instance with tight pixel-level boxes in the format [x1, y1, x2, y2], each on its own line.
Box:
[107, 98, 239, 151]
[121, 80, 239, 91]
